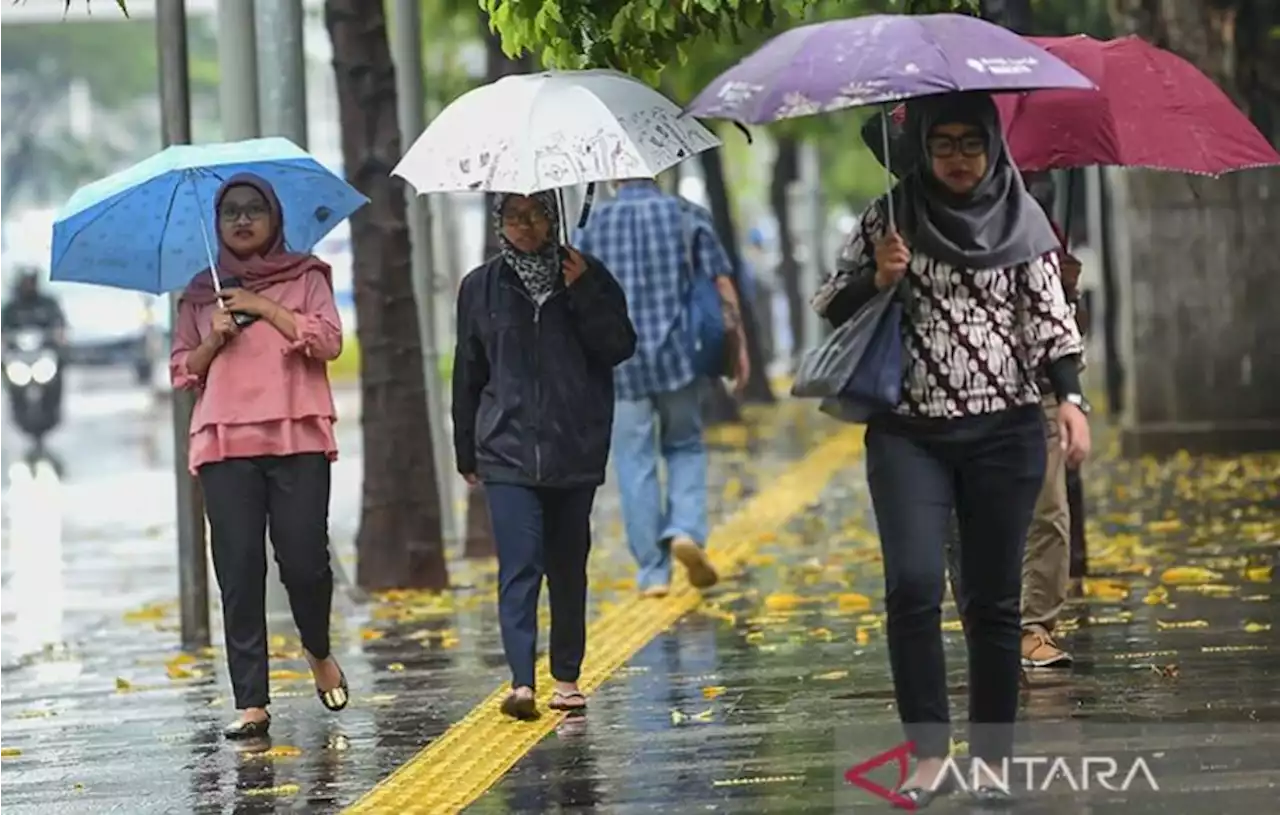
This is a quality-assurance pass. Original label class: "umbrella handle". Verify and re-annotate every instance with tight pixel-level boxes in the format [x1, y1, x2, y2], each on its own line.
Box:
[880, 105, 896, 234]
[188, 174, 223, 294]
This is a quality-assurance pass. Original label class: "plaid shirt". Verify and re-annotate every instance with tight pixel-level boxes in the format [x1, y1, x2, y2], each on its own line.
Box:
[574, 181, 731, 400]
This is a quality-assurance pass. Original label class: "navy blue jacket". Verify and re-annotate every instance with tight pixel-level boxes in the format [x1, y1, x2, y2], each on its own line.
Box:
[452, 253, 637, 488]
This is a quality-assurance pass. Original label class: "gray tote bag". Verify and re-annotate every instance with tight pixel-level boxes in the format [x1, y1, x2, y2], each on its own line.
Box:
[791, 285, 896, 399]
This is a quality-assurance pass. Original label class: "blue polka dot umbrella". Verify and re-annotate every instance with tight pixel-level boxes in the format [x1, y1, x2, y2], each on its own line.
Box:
[50, 137, 368, 294]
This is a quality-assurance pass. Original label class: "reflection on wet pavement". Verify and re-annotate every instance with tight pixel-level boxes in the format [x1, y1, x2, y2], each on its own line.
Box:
[2, 389, 1277, 813]
[479, 435, 1279, 814]
[4, 458, 65, 658]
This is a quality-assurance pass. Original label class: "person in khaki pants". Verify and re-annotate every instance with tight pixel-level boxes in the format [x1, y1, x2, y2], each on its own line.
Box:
[1021, 243, 1085, 667]
[1020, 395, 1073, 666]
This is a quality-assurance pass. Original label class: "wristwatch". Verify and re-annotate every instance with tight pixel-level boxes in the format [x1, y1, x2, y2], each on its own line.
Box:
[1062, 393, 1091, 414]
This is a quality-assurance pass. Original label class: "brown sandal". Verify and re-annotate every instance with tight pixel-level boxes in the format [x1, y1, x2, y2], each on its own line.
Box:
[549, 690, 587, 711]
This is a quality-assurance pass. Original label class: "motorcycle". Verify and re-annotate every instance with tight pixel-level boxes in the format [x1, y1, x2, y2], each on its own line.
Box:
[3, 327, 63, 443]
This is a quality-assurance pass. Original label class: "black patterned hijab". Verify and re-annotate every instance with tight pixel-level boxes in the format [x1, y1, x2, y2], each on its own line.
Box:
[494, 191, 561, 302]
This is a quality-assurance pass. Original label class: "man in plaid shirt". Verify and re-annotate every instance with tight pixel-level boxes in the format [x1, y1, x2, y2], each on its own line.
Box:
[575, 178, 749, 597]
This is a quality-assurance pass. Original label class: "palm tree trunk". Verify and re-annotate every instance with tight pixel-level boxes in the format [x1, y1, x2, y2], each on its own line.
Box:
[325, 0, 448, 590]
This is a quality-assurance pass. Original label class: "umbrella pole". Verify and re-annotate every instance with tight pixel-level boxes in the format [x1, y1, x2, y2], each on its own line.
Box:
[1061, 169, 1076, 252]
[189, 176, 223, 293]
[556, 188, 569, 244]
[880, 105, 896, 233]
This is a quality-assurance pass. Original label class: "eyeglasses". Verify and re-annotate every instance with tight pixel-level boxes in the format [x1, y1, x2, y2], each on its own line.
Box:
[926, 134, 987, 159]
[218, 203, 270, 223]
[502, 210, 550, 229]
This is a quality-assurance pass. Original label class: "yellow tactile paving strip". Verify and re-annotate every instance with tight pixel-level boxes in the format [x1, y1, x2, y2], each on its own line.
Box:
[343, 425, 865, 815]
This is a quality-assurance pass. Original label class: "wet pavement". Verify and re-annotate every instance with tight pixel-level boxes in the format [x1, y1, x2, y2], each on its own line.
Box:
[0, 367, 366, 667]
[2, 380, 1278, 813]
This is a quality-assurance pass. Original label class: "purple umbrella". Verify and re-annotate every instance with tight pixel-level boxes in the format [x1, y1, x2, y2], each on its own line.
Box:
[686, 14, 1095, 125]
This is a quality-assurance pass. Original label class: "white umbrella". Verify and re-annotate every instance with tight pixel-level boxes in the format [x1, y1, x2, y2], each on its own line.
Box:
[392, 69, 722, 196]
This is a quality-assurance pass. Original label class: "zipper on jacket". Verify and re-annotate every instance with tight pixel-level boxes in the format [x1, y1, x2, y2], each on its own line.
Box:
[533, 302, 542, 482]
[504, 279, 560, 484]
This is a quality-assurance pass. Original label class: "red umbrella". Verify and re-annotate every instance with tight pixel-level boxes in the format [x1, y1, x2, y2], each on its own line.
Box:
[995, 34, 1280, 176]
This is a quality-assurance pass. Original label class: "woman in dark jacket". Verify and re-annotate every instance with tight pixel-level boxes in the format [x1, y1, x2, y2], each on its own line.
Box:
[815, 92, 1091, 808]
[453, 190, 637, 720]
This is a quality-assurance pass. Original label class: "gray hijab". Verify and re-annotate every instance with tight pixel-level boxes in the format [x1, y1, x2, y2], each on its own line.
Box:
[894, 92, 1058, 270]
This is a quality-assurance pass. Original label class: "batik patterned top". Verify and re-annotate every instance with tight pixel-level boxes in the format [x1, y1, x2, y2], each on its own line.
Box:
[811, 200, 1083, 420]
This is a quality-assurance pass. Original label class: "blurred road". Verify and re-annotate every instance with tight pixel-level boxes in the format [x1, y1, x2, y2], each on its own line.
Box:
[0, 365, 364, 668]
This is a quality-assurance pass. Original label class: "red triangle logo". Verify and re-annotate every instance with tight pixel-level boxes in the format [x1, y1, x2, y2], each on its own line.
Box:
[843, 741, 917, 809]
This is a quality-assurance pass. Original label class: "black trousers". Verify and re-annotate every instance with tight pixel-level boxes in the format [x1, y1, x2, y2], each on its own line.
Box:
[865, 406, 1046, 761]
[198, 452, 334, 709]
[485, 483, 596, 691]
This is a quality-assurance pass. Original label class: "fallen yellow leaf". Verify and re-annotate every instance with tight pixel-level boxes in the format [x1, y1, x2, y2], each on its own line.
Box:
[1243, 622, 1271, 633]
[702, 685, 726, 699]
[1155, 619, 1209, 630]
[1142, 586, 1169, 605]
[1244, 565, 1272, 582]
[360, 628, 384, 641]
[1082, 578, 1130, 602]
[1, 747, 22, 758]
[114, 677, 133, 692]
[123, 603, 170, 624]
[1160, 567, 1223, 585]
[813, 670, 849, 681]
[763, 593, 805, 611]
[855, 627, 872, 646]
[243, 784, 300, 797]
[387, 663, 406, 672]
[1146, 519, 1183, 534]
[165, 664, 195, 680]
[836, 593, 873, 613]
[259, 745, 302, 758]
[268, 669, 309, 681]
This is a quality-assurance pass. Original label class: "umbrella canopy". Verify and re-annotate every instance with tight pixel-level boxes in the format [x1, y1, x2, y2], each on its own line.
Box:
[393, 69, 721, 196]
[994, 35, 1280, 175]
[51, 137, 368, 294]
[685, 13, 1094, 125]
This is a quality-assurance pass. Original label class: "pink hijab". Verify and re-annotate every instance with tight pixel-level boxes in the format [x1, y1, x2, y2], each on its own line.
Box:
[181, 173, 332, 306]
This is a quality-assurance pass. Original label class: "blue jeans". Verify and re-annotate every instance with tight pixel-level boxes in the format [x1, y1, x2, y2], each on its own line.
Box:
[610, 381, 709, 590]
[485, 483, 596, 690]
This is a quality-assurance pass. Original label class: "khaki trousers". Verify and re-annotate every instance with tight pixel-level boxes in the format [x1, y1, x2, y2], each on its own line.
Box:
[1022, 399, 1070, 631]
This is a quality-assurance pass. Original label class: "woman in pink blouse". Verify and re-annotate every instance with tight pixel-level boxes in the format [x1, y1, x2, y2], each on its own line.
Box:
[170, 173, 348, 739]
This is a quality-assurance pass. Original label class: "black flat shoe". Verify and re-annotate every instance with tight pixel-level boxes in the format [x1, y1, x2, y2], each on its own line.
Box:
[317, 667, 349, 712]
[223, 714, 271, 740]
[891, 775, 955, 810]
[970, 785, 1016, 807]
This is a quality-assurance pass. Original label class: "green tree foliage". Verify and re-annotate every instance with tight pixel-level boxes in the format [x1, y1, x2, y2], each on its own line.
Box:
[481, 0, 980, 80]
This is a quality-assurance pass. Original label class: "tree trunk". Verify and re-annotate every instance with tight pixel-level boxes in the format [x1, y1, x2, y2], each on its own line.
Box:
[325, 0, 448, 590]
[698, 147, 775, 411]
[769, 135, 805, 368]
[464, 13, 535, 559]
[1107, 0, 1280, 454]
